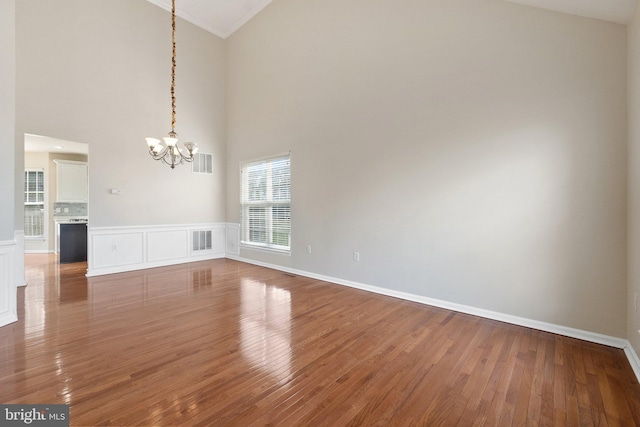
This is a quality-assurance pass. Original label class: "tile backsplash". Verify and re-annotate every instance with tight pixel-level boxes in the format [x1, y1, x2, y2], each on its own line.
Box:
[53, 203, 87, 217]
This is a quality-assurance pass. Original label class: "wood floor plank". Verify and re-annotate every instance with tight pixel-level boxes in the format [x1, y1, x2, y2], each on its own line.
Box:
[1, 254, 639, 425]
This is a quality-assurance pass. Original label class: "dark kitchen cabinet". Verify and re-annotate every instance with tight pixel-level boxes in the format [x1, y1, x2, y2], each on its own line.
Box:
[59, 223, 87, 264]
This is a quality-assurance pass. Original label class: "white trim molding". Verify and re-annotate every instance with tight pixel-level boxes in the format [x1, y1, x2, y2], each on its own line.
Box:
[87, 223, 226, 277]
[0, 240, 17, 327]
[225, 252, 640, 384]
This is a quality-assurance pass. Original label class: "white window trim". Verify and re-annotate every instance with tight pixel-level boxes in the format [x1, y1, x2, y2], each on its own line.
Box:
[239, 241, 292, 256]
[24, 168, 46, 240]
[240, 153, 291, 254]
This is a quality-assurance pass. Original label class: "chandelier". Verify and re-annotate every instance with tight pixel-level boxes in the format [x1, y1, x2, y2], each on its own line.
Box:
[146, 0, 198, 169]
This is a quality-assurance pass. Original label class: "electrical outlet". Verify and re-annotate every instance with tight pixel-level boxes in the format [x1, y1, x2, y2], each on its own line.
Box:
[353, 251, 360, 262]
[307, 245, 312, 254]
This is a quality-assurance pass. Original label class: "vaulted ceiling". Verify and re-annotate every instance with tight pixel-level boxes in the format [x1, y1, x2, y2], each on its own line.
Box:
[504, 0, 637, 24]
[147, 0, 637, 39]
[145, 0, 272, 39]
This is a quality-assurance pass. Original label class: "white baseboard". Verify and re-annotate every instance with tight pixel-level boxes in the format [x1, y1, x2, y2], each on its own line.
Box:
[87, 253, 225, 276]
[87, 223, 227, 277]
[226, 254, 640, 384]
[624, 344, 640, 383]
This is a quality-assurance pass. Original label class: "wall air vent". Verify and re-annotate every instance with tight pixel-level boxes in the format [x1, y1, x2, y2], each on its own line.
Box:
[193, 230, 212, 252]
[192, 153, 213, 174]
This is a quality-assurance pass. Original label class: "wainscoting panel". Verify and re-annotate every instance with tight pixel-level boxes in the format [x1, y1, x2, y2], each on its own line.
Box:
[0, 240, 17, 327]
[87, 224, 226, 277]
[91, 232, 144, 270]
[148, 230, 188, 262]
[207, 226, 226, 255]
[225, 223, 240, 256]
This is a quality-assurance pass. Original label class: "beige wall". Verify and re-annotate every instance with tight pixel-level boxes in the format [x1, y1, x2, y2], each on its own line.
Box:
[15, 0, 226, 228]
[628, 5, 640, 357]
[227, 0, 628, 337]
[1, 0, 15, 241]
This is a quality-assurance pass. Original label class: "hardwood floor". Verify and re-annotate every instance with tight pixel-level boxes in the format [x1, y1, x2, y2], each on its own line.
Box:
[1, 255, 639, 426]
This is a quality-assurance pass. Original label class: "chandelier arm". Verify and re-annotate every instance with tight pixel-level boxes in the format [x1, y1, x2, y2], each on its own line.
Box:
[149, 146, 196, 165]
[149, 146, 168, 160]
[171, 154, 183, 168]
[160, 154, 177, 169]
[180, 153, 195, 163]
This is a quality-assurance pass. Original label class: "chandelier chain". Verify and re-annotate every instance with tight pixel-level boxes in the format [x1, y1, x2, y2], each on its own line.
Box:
[145, 0, 198, 169]
[171, 0, 176, 135]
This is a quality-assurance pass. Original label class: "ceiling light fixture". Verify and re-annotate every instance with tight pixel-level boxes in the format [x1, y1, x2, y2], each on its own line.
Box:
[146, 0, 198, 169]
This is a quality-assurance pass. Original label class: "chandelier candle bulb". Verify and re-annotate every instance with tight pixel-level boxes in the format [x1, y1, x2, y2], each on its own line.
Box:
[145, 0, 198, 170]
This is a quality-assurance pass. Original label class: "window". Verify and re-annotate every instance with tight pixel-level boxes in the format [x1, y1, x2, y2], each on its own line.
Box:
[241, 154, 291, 252]
[24, 169, 45, 239]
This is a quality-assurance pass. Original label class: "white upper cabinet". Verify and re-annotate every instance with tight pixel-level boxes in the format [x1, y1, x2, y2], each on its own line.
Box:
[54, 160, 88, 203]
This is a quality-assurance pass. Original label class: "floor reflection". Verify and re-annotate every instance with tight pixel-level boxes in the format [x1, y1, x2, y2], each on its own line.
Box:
[191, 268, 213, 289]
[23, 259, 46, 338]
[15, 255, 90, 402]
[25, 254, 89, 306]
[240, 278, 292, 379]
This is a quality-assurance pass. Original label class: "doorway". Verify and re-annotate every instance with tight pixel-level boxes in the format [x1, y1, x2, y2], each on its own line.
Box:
[23, 134, 89, 259]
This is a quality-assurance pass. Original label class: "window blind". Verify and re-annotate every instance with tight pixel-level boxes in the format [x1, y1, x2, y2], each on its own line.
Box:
[24, 169, 45, 238]
[241, 155, 291, 252]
